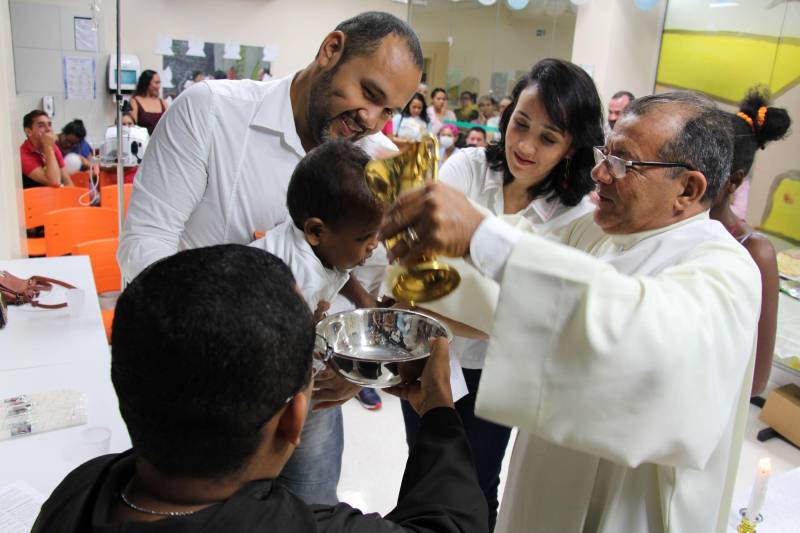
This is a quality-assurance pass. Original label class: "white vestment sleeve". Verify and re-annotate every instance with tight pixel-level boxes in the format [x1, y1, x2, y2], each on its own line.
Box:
[117, 83, 215, 280]
[476, 232, 761, 470]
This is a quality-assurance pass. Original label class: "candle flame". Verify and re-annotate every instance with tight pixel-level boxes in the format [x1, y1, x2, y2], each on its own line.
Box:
[758, 457, 772, 474]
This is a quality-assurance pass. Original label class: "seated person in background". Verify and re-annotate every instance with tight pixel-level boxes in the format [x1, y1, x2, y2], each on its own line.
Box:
[57, 119, 93, 171]
[438, 123, 460, 164]
[391, 92, 431, 145]
[474, 95, 500, 143]
[498, 96, 512, 117]
[465, 126, 488, 148]
[120, 111, 136, 127]
[606, 90, 634, 132]
[19, 110, 73, 188]
[456, 91, 479, 123]
[710, 86, 791, 396]
[32, 244, 488, 532]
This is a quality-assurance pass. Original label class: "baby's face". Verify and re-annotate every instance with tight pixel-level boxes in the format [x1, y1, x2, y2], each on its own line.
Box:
[318, 214, 382, 270]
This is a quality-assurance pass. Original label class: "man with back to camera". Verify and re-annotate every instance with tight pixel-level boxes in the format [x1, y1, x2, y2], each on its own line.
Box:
[607, 89, 634, 131]
[117, 12, 423, 506]
[19, 110, 73, 188]
[381, 91, 761, 532]
[32, 245, 489, 532]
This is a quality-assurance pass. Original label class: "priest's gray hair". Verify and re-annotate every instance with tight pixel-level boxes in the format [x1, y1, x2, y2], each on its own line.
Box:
[623, 91, 734, 203]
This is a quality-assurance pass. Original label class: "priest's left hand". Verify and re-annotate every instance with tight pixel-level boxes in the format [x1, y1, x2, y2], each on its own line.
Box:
[312, 367, 361, 411]
[380, 182, 486, 266]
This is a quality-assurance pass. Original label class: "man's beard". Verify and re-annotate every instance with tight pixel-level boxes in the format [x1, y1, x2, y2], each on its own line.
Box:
[307, 68, 368, 145]
[308, 69, 336, 144]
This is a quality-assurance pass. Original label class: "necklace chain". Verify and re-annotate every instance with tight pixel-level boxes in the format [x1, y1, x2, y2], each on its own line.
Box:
[120, 485, 200, 517]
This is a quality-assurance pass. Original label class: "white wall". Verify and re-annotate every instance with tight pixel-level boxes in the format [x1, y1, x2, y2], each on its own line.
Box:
[571, 0, 667, 107]
[412, 2, 575, 98]
[8, 0, 408, 153]
[1, 0, 24, 259]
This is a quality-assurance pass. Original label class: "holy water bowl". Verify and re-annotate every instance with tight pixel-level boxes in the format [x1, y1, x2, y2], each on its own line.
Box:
[315, 308, 452, 388]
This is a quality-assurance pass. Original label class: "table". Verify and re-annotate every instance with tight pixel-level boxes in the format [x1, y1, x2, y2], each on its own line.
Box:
[0, 256, 130, 498]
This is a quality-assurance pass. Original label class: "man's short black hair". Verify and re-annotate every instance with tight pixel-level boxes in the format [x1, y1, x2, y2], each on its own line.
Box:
[468, 126, 487, 140]
[111, 245, 315, 478]
[624, 91, 733, 203]
[287, 139, 383, 230]
[332, 11, 423, 70]
[23, 110, 48, 129]
[611, 90, 635, 102]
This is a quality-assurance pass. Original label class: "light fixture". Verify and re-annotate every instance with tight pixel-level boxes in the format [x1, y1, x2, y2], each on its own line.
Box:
[478, 0, 497, 6]
[507, 0, 529, 9]
[709, 1, 738, 7]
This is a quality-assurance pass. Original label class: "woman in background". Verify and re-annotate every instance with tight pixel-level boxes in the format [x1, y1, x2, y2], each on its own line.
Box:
[438, 123, 460, 165]
[130, 70, 168, 136]
[391, 92, 430, 146]
[57, 119, 93, 170]
[710, 86, 791, 396]
[427, 87, 456, 135]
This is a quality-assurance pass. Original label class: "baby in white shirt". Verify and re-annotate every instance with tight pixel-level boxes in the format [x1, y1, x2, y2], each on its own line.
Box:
[250, 139, 383, 313]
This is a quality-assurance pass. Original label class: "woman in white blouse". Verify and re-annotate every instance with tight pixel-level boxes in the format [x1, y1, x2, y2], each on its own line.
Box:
[391, 92, 431, 146]
[404, 58, 605, 531]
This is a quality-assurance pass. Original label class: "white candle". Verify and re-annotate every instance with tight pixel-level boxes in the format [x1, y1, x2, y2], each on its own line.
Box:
[745, 457, 771, 520]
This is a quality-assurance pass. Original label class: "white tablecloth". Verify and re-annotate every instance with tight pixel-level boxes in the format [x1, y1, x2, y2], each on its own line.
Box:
[0, 256, 130, 498]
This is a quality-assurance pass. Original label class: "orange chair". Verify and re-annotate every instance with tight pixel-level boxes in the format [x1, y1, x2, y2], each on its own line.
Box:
[100, 183, 133, 215]
[72, 238, 120, 343]
[68, 171, 93, 189]
[23, 187, 87, 256]
[44, 207, 118, 257]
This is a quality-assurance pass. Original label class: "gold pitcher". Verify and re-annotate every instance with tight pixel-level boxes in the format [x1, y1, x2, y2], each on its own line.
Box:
[365, 133, 460, 305]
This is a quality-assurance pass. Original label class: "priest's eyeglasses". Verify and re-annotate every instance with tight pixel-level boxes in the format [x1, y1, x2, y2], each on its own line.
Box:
[593, 146, 696, 179]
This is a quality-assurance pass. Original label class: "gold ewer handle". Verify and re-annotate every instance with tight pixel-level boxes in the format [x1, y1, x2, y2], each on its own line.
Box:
[365, 133, 461, 305]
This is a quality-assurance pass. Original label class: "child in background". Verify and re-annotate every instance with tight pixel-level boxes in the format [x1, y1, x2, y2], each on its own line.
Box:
[710, 86, 791, 396]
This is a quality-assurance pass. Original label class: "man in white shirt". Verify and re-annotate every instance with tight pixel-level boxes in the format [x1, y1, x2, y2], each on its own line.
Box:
[118, 12, 422, 505]
[380, 91, 761, 532]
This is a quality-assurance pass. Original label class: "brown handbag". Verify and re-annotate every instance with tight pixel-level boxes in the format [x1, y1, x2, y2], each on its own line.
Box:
[0, 270, 76, 309]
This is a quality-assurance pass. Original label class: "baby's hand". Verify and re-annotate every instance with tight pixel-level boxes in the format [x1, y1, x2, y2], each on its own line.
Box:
[313, 300, 330, 322]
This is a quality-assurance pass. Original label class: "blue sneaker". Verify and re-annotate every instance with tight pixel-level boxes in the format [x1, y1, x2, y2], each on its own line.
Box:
[356, 388, 382, 411]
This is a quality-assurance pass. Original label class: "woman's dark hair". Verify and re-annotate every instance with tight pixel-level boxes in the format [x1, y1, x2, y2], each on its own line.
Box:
[431, 87, 447, 99]
[730, 86, 791, 176]
[62, 119, 86, 140]
[135, 69, 158, 96]
[400, 92, 429, 123]
[485, 58, 603, 207]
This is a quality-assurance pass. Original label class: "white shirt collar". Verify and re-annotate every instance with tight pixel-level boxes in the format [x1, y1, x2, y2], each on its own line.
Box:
[609, 210, 711, 250]
[481, 169, 562, 224]
[250, 72, 305, 157]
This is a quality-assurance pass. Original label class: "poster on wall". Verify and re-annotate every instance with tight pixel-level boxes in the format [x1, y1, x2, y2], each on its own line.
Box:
[73, 16, 98, 52]
[162, 40, 271, 97]
[63, 56, 96, 100]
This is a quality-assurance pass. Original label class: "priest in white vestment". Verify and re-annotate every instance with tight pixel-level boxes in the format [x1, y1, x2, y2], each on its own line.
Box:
[380, 92, 761, 533]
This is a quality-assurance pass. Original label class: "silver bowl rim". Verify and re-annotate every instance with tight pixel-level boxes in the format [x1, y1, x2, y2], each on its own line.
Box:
[315, 307, 453, 363]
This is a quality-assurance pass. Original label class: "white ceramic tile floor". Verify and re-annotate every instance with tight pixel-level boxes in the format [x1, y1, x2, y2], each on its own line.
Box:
[337, 385, 800, 520]
[337, 390, 516, 516]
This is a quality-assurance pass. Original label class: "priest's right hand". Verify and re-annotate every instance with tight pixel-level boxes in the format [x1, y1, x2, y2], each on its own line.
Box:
[385, 337, 454, 416]
[380, 182, 486, 267]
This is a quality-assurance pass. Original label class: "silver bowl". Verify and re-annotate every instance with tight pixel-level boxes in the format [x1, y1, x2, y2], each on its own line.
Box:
[315, 308, 452, 388]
